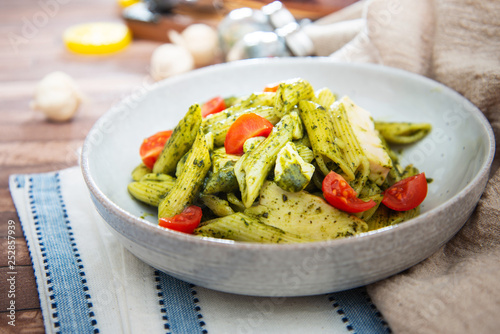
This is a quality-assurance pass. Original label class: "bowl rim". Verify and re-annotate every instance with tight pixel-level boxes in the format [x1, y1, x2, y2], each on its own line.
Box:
[81, 57, 496, 252]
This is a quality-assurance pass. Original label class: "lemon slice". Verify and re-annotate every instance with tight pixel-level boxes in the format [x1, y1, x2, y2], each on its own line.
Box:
[63, 22, 132, 55]
[117, 0, 140, 7]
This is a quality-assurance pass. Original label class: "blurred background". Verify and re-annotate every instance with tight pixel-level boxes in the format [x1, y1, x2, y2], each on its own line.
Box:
[1, 0, 360, 126]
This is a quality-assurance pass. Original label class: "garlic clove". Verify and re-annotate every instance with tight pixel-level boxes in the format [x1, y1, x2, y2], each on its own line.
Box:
[150, 43, 194, 81]
[31, 71, 82, 122]
[180, 24, 219, 67]
[168, 30, 185, 47]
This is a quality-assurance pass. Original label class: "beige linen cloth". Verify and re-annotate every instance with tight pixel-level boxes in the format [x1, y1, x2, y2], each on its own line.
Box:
[306, 0, 500, 333]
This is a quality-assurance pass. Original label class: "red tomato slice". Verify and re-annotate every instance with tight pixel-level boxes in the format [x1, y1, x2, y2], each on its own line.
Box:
[322, 171, 376, 213]
[224, 113, 274, 155]
[382, 173, 427, 211]
[139, 130, 172, 169]
[201, 96, 226, 118]
[263, 82, 280, 92]
[159, 205, 202, 234]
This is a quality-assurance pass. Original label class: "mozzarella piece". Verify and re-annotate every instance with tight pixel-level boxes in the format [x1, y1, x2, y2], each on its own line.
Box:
[338, 96, 392, 185]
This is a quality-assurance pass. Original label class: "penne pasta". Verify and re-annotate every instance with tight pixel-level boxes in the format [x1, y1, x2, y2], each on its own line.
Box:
[127, 179, 175, 207]
[153, 104, 202, 175]
[275, 78, 314, 117]
[195, 212, 305, 243]
[234, 114, 294, 208]
[129, 78, 430, 243]
[158, 130, 211, 218]
[375, 122, 432, 144]
[298, 100, 354, 179]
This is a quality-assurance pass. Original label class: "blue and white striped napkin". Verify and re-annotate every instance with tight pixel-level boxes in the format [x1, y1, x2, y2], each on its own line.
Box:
[9, 167, 392, 334]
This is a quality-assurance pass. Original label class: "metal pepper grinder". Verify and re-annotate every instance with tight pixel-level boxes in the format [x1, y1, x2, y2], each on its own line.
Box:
[218, 1, 315, 62]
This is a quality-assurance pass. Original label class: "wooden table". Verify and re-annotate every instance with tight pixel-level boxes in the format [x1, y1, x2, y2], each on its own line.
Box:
[0, 1, 354, 332]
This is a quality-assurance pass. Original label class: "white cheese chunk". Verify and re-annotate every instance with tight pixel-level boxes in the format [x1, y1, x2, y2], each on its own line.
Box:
[338, 96, 392, 185]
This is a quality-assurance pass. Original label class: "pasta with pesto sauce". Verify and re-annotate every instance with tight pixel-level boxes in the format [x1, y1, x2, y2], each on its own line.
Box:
[128, 78, 431, 243]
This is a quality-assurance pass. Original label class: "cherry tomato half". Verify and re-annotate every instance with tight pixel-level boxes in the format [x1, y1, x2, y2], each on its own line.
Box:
[201, 96, 226, 118]
[139, 130, 172, 169]
[322, 171, 377, 213]
[263, 82, 280, 92]
[224, 113, 274, 155]
[382, 173, 428, 211]
[159, 205, 202, 234]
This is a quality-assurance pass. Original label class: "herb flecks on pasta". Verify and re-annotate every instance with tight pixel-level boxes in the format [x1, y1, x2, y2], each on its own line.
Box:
[128, 78, 431, 242]
[153, 104, 202, 175]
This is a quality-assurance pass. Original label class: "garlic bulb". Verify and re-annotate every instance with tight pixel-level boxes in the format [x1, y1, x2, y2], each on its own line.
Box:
[169, 24, 219, 67]
[30, 71, 83, 122]
[150, 43, 194, 81]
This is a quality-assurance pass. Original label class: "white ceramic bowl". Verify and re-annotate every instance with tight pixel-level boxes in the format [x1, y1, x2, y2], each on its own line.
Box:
[81, 58, 495, 297]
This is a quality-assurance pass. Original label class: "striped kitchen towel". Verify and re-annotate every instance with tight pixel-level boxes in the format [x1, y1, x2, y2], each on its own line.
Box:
[9, 166, 391, 334]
